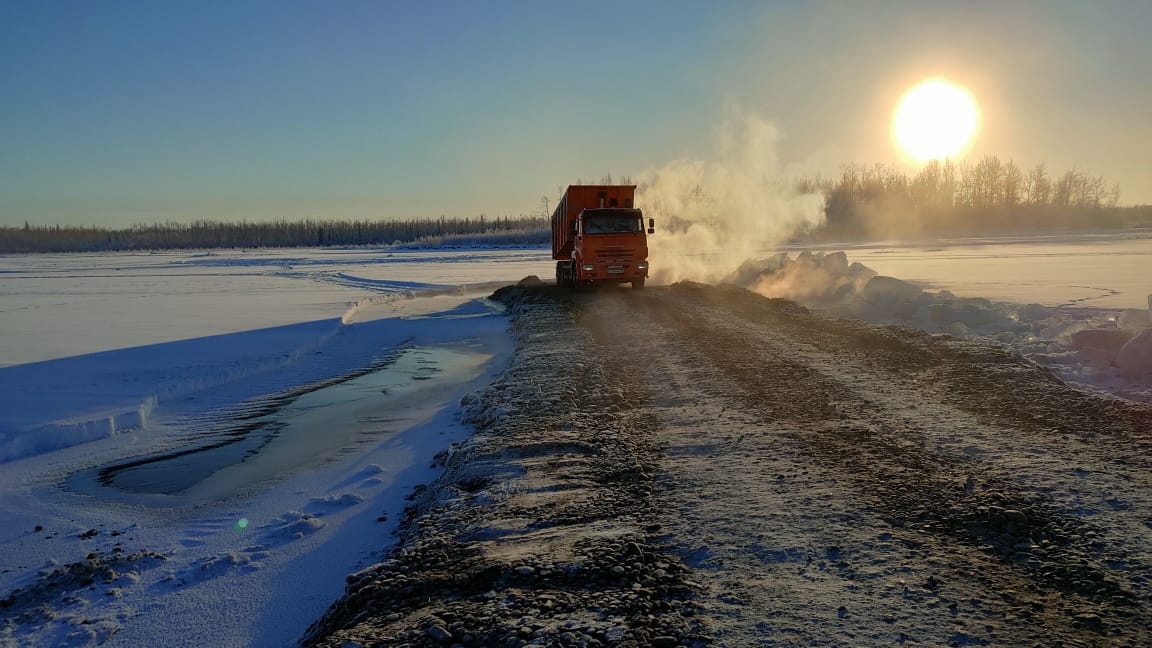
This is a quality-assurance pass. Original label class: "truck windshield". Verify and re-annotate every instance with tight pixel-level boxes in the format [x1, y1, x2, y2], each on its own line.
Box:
[584, 216, 642, 234]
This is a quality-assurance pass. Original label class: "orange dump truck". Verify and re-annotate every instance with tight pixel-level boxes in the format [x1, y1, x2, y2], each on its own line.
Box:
[551, 184, 654, 289]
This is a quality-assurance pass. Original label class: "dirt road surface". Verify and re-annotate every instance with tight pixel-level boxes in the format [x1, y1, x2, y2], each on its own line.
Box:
[306, 283, 1152, 647]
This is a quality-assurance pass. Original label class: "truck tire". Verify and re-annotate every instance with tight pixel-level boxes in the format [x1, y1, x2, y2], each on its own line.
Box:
[555, 261, 571, 288]
[631, 278, 646, 289]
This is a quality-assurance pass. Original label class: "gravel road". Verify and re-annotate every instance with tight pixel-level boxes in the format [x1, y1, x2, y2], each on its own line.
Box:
[304, 282, 1152, 647]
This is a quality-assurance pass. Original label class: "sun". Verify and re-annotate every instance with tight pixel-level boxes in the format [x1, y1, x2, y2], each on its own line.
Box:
[892, 78, 980, 162]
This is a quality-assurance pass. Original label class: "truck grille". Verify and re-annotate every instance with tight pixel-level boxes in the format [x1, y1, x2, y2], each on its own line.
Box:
[595, 248, 636, 260]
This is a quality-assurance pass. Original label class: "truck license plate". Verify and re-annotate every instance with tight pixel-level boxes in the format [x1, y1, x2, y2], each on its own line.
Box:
[607, 266, 625, 275]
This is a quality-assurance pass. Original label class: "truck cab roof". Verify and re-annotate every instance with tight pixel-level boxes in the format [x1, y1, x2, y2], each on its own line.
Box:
[579, 208, 643, 218]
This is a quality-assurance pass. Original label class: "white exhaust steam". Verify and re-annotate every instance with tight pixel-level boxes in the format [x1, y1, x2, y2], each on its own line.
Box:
[636, 110, 826, 285]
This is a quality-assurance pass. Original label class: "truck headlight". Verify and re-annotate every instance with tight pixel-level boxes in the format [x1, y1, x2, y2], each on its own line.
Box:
[582, 264, 595, 272]
[636, 262, 648, 270]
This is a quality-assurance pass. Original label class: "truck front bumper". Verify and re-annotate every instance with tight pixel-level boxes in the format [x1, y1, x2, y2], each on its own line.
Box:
[580, 261, 648, 281]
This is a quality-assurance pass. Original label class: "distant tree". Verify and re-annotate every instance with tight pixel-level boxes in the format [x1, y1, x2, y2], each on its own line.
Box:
[1025, 163, 1050, 206]
[1052, 169, 1077, 208]
[803, 156, 1136, 240]
[1003, 160, 1023, 209]
[0, 214, 550, 253]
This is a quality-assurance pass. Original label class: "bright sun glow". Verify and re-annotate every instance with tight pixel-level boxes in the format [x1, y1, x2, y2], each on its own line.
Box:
[892, 78, 980, 162]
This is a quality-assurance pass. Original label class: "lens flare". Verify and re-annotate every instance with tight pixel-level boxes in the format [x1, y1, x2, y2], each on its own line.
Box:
[892, 78, 980, 162]
[236, 517, 249, 531]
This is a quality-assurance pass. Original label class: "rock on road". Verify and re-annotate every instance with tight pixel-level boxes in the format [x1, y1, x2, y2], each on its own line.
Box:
[306, 283, 1152, 647]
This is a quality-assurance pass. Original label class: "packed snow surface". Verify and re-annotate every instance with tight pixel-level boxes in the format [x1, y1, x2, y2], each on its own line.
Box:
[0, 233, 1149, 646]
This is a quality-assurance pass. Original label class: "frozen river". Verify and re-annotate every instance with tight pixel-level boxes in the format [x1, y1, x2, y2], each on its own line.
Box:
[2, 232, 1149, 369]
[0, 247, 555, 367]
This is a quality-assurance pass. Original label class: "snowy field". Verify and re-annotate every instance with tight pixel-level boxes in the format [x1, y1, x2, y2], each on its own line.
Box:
[0, 233, 1150, 646]
[803, 230, 1152, 310]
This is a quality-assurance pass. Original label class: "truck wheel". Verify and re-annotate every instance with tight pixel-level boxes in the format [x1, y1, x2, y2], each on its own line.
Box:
[631, 278, 645, 289]
[555, 261, 570, 288]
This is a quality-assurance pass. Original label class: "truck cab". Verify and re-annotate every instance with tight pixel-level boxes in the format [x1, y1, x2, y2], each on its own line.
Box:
[569, 208, 649, 288]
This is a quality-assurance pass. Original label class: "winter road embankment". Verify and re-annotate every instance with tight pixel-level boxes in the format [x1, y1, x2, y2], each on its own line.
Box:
[306, 282, 1152, 647]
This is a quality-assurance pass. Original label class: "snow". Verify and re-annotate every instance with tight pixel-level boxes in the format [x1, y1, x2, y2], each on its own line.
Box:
[737, 232, 1152, 404]
[1, 233, 1150, 645]
[0, 247, 552, 647]
[793, 230, 1152, 310]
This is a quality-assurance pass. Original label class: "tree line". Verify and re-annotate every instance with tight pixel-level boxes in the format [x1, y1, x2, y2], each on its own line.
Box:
[804, 156, 1150, 239]
[0, 215, 548, 253]
[4, 157, 1148, 253]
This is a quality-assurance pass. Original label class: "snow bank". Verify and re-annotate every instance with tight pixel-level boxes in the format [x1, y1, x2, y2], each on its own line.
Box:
[2, 397, 155, 463]
[731, 251, 1152, 403]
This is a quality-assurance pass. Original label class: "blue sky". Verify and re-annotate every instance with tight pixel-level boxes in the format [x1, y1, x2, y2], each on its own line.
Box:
[1, 1, 1149, 226]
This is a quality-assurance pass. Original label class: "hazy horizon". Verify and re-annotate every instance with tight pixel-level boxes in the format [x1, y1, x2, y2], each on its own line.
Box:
[2, 1, 1149, 228]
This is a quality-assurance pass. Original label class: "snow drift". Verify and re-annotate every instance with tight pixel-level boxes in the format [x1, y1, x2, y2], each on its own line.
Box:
[728, 250, 1152, 403]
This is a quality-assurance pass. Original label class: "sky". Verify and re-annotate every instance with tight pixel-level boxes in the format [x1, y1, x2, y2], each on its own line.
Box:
[1, 0, 1149, 227]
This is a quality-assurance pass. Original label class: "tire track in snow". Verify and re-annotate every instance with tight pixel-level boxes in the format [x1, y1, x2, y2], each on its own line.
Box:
[578, 284, 1152, 646]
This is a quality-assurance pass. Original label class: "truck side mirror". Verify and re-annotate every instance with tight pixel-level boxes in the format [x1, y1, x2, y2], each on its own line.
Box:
[647, 218, 655, 234]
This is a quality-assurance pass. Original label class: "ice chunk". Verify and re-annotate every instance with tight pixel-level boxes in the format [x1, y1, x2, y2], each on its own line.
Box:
[1069, 328, 1134, 366]
[927, 303, 956, 324]
[861, 276, 922, 305]
[1118, 309, 1152, 331]
[950, 298, 1009, 328]
[848, 261, 877, 281]
[1014, 303, 1051, 323]
[1117, 329, 1152, 374]
[1039, 321, 1090, 342]
[859, 276, 923, 319]
[823, 251, 849, 273]
[1068, 328, 1133, 353]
